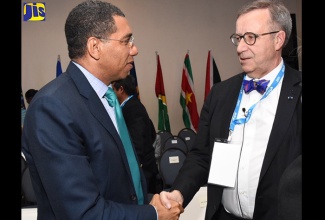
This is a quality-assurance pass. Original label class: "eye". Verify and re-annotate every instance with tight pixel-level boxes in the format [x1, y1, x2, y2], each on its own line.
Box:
[121, 39, 129, 46]
[246, 33, 255, 40]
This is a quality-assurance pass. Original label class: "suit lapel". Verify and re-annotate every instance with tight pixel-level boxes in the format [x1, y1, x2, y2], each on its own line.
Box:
[259, 65, 302, 180]
[67, 62, 133, 175]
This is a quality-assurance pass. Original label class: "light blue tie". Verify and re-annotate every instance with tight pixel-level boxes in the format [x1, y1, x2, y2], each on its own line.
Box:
[104, 87, 144, 204]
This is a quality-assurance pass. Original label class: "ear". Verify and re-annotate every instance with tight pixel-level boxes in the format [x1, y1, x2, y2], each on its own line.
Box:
[119, 86, 125, 93]
[275, 30, 285, 51]
[87, 37, 101, 60]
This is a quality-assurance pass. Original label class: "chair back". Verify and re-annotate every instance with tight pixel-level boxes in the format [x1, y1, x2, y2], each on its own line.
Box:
[177, 128, 196, 151]
[21, 166, 37, 207]
[163, 135, 188, 154]
[158, 147, 187, 188]
[155, 130, 173, 159]
[21, 155, 27, 175]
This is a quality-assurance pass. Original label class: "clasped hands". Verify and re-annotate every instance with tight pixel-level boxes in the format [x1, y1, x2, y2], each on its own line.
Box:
[150, 190, 184, 220]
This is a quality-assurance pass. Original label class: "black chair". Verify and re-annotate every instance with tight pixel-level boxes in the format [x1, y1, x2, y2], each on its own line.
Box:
[21, 166, 37, 207]
[158, 147, 187, 189]
[155, 130, 173, 159]
[21, 155, 27, 175]
[177, 128, 196, 151]
[162, 135, 188, 154]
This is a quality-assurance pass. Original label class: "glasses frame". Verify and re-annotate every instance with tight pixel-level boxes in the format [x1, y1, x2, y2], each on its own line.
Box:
[108, 35, 134, 48]
[230, 31, 280, 46]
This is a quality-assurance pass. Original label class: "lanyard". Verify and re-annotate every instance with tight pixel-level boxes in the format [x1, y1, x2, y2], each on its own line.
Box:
[227, 65, 285, 142]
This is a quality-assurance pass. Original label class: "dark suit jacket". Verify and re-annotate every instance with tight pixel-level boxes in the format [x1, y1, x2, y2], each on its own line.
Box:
[122, 96, 158, 175]
[21, 62, 156, 220]
[171, 63, 302, 220]
[278, 154, 302, 220]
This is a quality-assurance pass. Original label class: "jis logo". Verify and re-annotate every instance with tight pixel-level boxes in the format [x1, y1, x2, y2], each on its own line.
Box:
[23, 2, 46, 21]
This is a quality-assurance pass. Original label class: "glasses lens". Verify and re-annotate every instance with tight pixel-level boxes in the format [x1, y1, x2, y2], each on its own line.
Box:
[128, 36, 134, 48]
[230, 34, 240, 46]
[243, 33, 256, 45]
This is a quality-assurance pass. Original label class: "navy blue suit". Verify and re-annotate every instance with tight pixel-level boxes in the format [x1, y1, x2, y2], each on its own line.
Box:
[22, 62, 157, 219]
[170, 63, 302, 220]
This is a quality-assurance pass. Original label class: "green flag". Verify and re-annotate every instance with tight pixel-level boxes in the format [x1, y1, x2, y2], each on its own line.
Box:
[155, 53, 171, 132]
[180, 52, 199, 132]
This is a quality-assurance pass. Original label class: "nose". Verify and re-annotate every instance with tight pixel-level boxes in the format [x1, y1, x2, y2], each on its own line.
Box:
[129, 45, 138, 56]
[236, 39, 248, 53]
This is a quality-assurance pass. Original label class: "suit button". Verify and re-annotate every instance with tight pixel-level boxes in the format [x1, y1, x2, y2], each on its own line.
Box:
[130, 194, 137, 201]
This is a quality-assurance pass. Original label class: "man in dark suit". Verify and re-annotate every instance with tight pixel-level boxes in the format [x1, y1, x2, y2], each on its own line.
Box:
[21, 1, 182, 219]
[112, 75, 162, 194]
[157, 1, 302, 220]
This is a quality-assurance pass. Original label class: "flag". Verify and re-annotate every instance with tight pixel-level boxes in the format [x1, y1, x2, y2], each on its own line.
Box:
[155, 53, 171, 132]
[21, 87, 26, 127]
[180, 52, 199, 132]
[56, 55, 63, 77]
[204, 50, 221, 101]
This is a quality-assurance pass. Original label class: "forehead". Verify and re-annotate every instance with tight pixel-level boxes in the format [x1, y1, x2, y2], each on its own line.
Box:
[236, 9, 270, 33]
[111, 16, 132, 38]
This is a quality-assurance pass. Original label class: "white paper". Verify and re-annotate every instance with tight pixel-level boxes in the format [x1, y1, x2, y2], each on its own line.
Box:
[208, 142, 241, 187]
[169, 156, 180, 163]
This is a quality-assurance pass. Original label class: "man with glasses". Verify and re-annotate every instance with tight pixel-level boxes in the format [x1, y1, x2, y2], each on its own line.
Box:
[156, 0, 302, 220]
[21, 0, 183, 219]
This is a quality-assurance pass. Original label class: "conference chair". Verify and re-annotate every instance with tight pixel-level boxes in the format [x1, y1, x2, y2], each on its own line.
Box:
[177, 128, 196, 151]
[158, 147, 187, 189]
[21, 166, 37, 207]
[21, 155, 27, 175]
[162, 135, 188, 154]
[155, 130, 173, 159]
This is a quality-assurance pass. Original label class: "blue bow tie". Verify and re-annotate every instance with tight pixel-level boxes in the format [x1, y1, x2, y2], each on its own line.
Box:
[243, 79, 270, 94]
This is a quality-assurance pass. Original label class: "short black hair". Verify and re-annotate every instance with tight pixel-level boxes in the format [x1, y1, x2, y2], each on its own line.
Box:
[25, 89, 38, 99]
[112, 75, 137, 96]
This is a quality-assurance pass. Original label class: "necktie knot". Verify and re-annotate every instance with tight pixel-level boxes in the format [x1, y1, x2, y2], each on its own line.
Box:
[105, 87, 117, 107]
[243, 79, 270, 94]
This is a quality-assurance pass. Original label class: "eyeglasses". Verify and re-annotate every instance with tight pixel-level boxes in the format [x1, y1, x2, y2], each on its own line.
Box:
[230, 31, 279, 46]
[108, 35, 135, 48]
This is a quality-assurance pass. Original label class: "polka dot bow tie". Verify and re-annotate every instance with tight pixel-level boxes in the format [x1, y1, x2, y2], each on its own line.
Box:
[243, 79, 270, 95]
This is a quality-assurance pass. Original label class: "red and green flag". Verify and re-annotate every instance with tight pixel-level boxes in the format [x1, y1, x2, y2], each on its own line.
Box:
[180, 52, 199, 132]
[155, 53, 171, 132]
[204, 50, 221, 101]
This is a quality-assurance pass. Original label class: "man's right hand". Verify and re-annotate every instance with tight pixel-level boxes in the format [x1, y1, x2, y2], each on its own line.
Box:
[159, 190, 184, 209]
[150, 193, 184, 220]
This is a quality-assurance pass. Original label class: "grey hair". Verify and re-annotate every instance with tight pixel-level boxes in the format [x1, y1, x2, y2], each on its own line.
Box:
[237, 0, 292, 47]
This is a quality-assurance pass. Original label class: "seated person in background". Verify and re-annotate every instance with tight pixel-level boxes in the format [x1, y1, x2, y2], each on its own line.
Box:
[113, 74, 162, 194]
[25, 89, 38, 105]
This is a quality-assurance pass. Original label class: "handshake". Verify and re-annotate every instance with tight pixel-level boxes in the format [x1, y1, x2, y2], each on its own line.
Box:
[150, 190, 184, 220]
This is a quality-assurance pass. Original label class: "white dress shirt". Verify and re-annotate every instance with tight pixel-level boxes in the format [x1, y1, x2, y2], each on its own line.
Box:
[72, 62, 118, 132]
[221, 59, 284, 219]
